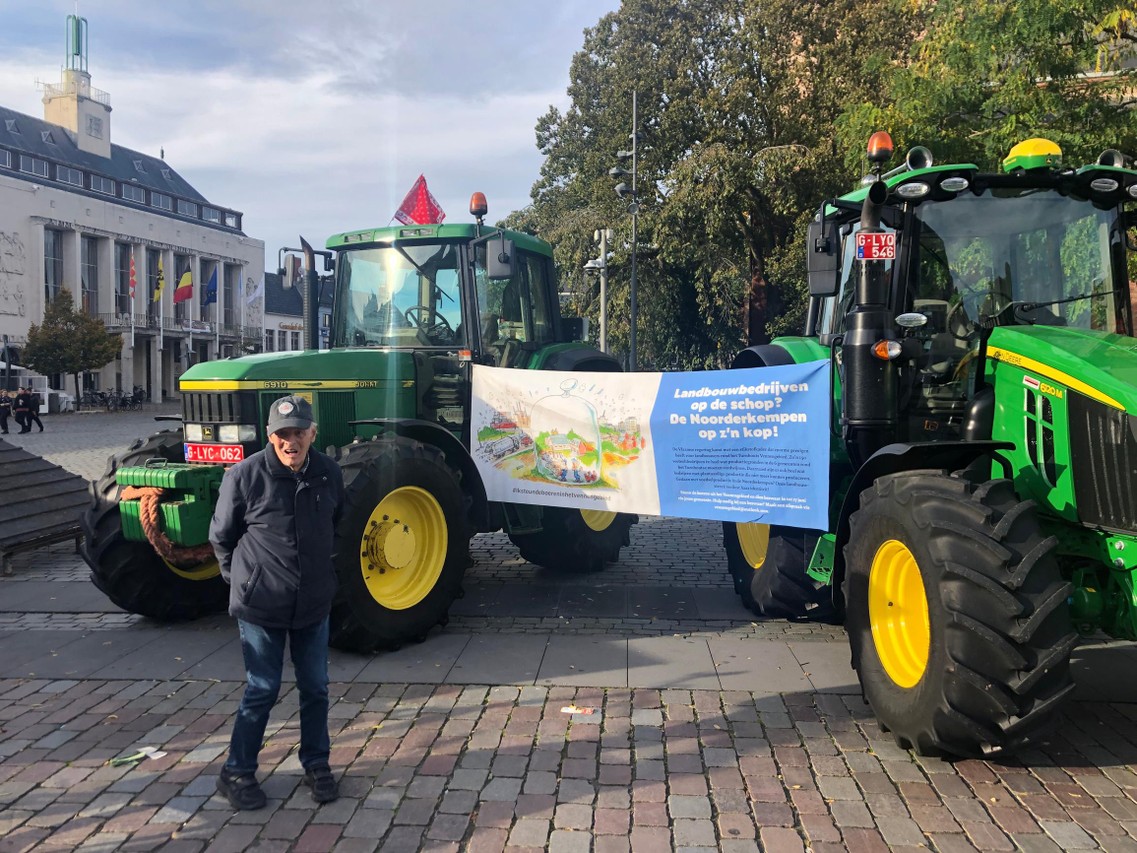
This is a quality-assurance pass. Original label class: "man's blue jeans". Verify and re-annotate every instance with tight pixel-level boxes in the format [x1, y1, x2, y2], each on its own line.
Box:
[224, 617, 330, 776]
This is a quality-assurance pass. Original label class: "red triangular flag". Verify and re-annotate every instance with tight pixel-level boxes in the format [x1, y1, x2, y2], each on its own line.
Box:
[394, 174, 446, 225]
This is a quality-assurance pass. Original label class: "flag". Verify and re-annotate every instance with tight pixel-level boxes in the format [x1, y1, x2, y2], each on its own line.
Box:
[202, 267, 218, 306]
[128, 248, 136, 299]
[394, 174, 446, 225]
[152, 255, 165, 302]
[173, 266, 193, 304]
[245, 273, 264, 306]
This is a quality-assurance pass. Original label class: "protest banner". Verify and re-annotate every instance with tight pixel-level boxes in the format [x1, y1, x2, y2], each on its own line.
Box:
[471, 361, 830, 528]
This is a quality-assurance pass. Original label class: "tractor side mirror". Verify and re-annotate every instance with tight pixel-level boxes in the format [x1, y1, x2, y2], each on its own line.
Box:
[562, 317, 588, 342]
[807, 213, 840, 297]
[487, 237, 515, 281]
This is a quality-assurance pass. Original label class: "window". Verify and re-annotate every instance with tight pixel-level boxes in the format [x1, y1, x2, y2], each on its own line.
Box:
[81, 235, 99, 315]
[177, 199, 197, 217]
[202, 207, 221, 223]
[291, 331, 300, 350]
[0, 150, 9, 168]
[151, 192, 173, 211]
[224, 212, 239, 228]
[114, 242, 132, 314]
[121, 183, 145, 203]
[41, 131, 55, 145]
[133, 159, 146, 173]
[265, 330, 274, 352]
[224, 266, 239, 327]
[19, 154, 48, 177]
[90, 174, 114, 195]
[161, 168, 172, 181]
[57, 165, 83, 186]
[278, 330, 288, 351]
[44, 229, 64, 303]
[4, 119, 18, 133]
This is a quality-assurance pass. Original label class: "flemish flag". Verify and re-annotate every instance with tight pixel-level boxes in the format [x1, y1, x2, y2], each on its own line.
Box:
[152, 255, 165, 303]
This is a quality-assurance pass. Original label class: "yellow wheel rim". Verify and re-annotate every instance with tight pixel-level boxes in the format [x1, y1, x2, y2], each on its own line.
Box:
[869, 539, 930, 689]
[165, 557, 221, 581]
[737, 523, 771, 570]
[358, 486, 448, 610]
[581, 509, 616, 532]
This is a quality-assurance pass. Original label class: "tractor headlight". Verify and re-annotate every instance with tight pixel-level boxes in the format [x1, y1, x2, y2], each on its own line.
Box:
[896, 181, 930, 199]
[939, 176, 970, 193]
[219, 424, 258, 443]
[185, 423, 204, 442]
[1126, 184, 1137, 199]
[1090, 177, 1119, 193]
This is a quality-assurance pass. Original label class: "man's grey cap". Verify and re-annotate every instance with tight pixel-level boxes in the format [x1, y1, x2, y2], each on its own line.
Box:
[267, 395, 314, 433]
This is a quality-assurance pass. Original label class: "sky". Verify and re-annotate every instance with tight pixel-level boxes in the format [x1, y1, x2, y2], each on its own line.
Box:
[0, 0, 620, 271]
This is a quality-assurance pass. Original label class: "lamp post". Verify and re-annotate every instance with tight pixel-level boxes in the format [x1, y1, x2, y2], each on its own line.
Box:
[610, 89, 639, 370]
[584, 228, 613, 352]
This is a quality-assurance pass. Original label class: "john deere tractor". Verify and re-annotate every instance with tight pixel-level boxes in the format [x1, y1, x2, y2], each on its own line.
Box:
[724, 134, 1137, 757]
[81, 194, 635, 652]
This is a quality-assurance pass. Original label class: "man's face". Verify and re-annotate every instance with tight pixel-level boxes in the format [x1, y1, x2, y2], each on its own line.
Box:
[268, 426, 316, 471]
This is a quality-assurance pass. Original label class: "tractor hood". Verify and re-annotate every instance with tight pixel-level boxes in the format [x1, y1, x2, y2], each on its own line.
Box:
[987, 325, 1137, 413]
[179, 348, 414, 390]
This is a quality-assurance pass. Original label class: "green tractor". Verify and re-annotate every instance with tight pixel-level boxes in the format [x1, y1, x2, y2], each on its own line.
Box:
[724, 134, 1137, 757]
[81, 194, 635, 652]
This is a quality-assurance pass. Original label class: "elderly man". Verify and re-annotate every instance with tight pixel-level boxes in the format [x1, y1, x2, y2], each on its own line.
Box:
[209, 395, 345, 810]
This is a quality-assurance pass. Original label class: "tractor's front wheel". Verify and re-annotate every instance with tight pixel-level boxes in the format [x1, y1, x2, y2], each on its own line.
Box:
[329, 437, 471, 653]
[508, 507, 635, 572]
[723, 522, 833, 620]
[845, 470, 1076, 758]
[81, 429, 227, 621]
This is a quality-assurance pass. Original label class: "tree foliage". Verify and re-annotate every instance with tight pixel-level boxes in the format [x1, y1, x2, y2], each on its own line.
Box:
[24, 289, 121, 406]
[516, 0, 1137, 370]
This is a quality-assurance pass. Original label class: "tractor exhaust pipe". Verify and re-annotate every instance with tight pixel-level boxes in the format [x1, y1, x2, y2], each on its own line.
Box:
[841, 178, 899, 468]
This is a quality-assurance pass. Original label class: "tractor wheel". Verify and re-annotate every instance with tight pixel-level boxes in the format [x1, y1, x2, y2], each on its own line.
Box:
[844, 470, 1076, 758]
[329, 437, 471, 653]
[722, 522, 834, 620]
[82, 429, 227, 621]
[508, 507, 635, 572]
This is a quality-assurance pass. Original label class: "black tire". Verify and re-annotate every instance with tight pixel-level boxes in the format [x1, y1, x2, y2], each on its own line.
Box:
[508, 507, 636, 573]
[329, 436, 471, 653]
[844, 470, 1076, 758]
[81, 429, 228, 621]
[722, 522, 834, 620]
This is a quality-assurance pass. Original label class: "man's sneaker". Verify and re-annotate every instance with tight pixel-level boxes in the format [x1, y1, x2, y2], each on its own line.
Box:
[303, 764, 339, 803]
[216, 768, 266, 810]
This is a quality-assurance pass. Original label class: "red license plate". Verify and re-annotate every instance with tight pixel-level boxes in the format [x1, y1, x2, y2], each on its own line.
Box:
[184, 443, 245, 464]
[856, 231, 896, 260]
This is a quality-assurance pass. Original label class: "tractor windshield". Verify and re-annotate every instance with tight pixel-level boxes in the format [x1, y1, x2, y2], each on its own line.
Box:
[333, 242, 465, 348]
[910, 188, 1125, 335]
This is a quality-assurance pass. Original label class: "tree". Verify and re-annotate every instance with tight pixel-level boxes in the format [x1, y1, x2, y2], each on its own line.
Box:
[24, 289, 121, 409]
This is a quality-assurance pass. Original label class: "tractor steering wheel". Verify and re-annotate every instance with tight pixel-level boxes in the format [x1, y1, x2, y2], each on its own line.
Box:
[947, 292, 1012, 341]
[404, 305, 455, 343]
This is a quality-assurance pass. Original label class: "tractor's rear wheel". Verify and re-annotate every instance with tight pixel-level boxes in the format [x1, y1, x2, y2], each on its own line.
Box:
[508, 507, 635, 572]
[329, 437, 471, 653]
[844, 470, 1076, 758]
[723, 522, 834, 620]
[81, 429, 227, 621]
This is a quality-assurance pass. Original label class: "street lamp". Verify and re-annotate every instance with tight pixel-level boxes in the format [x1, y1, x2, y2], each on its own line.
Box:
[610, 89, 639, 370]
[583, 227, 613, 352]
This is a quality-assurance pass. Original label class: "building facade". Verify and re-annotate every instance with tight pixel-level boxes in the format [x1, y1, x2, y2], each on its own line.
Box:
[0, 15, 264, 400]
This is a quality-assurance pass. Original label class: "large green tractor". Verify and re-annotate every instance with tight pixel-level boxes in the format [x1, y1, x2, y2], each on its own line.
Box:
[725, 134, 1137, 757]
[81, 195, 635, 652]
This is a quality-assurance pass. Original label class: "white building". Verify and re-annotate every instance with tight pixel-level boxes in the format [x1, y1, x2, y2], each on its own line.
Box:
[0, 15, 264, 401]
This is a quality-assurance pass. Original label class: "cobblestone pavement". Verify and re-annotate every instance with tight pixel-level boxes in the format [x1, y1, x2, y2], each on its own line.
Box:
[2, 410, 1137, 851]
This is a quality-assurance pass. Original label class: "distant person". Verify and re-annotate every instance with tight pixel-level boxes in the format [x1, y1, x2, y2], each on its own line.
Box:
[25, 388, 44, 432]
[0, 389, 10, 434]
[13, 387, 31, 433]
[208, 395, 345, 811]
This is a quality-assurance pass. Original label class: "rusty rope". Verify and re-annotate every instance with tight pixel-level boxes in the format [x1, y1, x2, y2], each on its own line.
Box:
[120, 485, 216, 566]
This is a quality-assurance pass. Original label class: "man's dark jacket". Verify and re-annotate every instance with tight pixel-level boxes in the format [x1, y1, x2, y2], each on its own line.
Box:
[209, 447, 345, 629]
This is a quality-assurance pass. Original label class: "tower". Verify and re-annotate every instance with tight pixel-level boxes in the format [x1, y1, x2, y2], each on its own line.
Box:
[41, 14, 113, 159]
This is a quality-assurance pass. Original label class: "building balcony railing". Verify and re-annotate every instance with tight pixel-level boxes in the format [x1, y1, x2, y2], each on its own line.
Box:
[97, 314, 264, 341]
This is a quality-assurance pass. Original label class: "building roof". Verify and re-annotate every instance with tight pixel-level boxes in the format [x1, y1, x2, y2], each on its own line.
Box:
[264, 272, 302, 316]
[0, 103, 244, 233]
